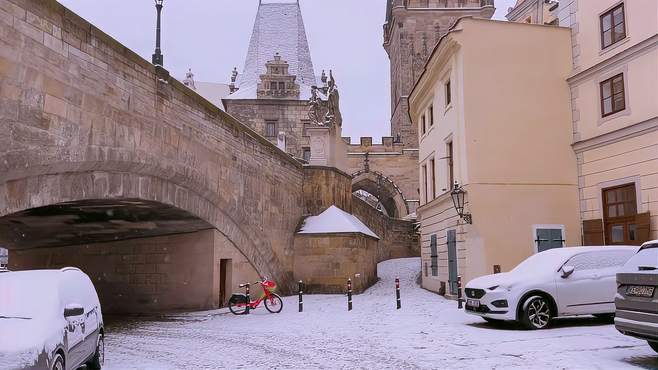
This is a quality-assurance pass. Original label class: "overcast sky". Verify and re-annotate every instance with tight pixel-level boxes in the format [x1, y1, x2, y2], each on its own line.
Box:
[56, 0, 515, 143]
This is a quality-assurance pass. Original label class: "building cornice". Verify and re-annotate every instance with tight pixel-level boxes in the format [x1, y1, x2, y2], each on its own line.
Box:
[567, 34, 658, 85]
[572, 116, 658, 153]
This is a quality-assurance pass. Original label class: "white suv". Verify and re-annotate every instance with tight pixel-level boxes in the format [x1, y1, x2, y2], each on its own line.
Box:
[465, 246, 638, 329]
[0, 268, 104, 370]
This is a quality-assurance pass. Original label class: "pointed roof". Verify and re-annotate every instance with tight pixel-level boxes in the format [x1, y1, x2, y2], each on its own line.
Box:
[227, 0, 317, 100]
[297, 206, 380, 240]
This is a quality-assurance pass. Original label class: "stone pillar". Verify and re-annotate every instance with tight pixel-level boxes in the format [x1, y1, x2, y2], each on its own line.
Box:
[307, 124, 348, 172]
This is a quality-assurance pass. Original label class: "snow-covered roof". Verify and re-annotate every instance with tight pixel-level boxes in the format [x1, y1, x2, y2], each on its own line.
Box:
[298, 206, 380, 239]
[226, 1, 317, 101]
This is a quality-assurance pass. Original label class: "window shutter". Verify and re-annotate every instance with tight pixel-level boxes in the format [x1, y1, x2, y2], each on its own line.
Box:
[583, 219, 604, 245]
[635, 212, 651, 244]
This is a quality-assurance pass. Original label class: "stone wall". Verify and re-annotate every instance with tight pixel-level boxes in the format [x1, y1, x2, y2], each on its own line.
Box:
[293, 233, 378, 294]
[0, 0, 304, 291]
[9, 230, 260, 313]
[302, 166, 353, 215]
[352, 196, 419, 261]
[224, 99, 311, 159]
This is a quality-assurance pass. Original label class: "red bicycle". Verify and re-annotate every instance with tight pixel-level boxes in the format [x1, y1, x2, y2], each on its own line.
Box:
[228, 278, 283, 315]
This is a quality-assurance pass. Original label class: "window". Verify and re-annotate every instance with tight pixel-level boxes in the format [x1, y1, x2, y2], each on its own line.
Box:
[302, 147, 311, 162]
[430, 158, 436, 200]
[534, 227, 564, 253]
[430, 235, 438, 276]
[564, 250, 635, 271]
[278, 81, 285, 90]
[603, 183, 638, 245]
[422, 164, 428, 204]
[421, 114, 426, 135]
[447, 141, 454, 189]
[445, 80, 451, 107]
[600, 3, 625, 49]
[600, 73, 625, 117]
[429, 105, 434, 127]
[265, 121, 277, 137]
[270, 82, 277, 91]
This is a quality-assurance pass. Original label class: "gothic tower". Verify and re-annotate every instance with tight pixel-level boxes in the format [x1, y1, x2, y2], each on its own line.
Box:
[384, 0, 495, 147]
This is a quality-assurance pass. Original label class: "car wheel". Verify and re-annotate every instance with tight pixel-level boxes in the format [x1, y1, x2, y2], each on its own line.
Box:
[51, 353, 64, 370]
[521, 295, 552, 330]
[649, 341, 658, 354]
[86, 334, 104, 369]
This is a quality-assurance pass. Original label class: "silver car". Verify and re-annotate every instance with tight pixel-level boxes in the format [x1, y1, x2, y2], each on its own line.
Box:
[0, 268, 104, 370]
[615, 240, 658, 353]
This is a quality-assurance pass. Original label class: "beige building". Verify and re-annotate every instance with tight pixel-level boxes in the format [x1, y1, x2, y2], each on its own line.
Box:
[410, 18, 581, 295]
[561, 0, 658, 245]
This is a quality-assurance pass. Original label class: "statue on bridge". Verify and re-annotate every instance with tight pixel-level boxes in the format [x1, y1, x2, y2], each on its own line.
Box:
[308, 70, 342, 127]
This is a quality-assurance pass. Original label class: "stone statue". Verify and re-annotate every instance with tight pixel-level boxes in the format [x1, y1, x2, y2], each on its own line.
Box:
[307, 70, 342, 127]
[325, 71, 342, 127]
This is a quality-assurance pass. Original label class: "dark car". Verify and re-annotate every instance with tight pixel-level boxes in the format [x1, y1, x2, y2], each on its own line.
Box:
[615, 240, 658, 353]
[0, 268, 104, 370]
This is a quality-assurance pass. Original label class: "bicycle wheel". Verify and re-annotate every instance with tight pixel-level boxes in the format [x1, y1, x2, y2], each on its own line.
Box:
[264, 293, 283, 313]
[228, 295, 249, 315]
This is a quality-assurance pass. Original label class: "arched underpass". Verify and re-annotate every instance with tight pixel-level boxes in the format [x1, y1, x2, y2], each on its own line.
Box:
[351, 170, 409, 219]
[0, 198, 262, 314]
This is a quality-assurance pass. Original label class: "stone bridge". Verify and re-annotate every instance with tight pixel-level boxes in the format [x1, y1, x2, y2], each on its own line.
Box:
[0, 0, 417, 313]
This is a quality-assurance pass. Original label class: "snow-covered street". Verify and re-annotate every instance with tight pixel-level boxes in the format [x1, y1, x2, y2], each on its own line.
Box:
[102, 258, 658, 370]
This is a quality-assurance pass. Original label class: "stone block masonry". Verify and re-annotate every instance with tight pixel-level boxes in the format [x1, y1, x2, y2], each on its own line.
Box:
[0, 0, 304, 293]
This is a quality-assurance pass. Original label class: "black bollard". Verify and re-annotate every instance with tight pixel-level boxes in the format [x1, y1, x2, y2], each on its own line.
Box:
[245, 283, 251, 315]
[395, 277, 401, 310]
[298, 280, 304, 313]
[457, 276, 463, 309]
[347, 278, 353, 311]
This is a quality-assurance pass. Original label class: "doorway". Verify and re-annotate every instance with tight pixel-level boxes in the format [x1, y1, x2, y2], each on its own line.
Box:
[219, 259, 232, 307]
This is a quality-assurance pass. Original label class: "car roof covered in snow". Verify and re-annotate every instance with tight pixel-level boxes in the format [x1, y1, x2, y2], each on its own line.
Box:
[297, 205, 380, 239]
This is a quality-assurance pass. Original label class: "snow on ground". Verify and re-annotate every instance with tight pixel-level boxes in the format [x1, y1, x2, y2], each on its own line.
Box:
[102, 258, 658, 370]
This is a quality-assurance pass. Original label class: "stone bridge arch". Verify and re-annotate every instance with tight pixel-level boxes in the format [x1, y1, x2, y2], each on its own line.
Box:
[0, 0, 306, 312]
[351, 170, 409, 219]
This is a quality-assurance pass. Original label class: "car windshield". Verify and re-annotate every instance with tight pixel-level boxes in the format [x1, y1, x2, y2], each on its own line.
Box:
[0, 274, 59, 320]
[625, 246, 658, 270]
[511, 249, 568, 275]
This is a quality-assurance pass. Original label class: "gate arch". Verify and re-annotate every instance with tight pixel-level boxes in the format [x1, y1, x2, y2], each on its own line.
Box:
[351, 170, 409, 219]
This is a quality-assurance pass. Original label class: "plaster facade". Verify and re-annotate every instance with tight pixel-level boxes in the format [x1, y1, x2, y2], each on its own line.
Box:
[410, 18, 580, 294]
[566, 0, 658, 244]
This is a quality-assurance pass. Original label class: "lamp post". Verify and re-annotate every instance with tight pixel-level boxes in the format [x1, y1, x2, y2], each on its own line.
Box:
[152, 0, 164, 66]
[450, 182, 472, 224]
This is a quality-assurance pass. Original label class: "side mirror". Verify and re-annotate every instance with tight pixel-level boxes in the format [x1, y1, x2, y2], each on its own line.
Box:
[561, 265, 575, 279]
[64, 304, 84, 318]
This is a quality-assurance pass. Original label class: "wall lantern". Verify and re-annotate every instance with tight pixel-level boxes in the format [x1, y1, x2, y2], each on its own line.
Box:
[450, 182, 472, 224]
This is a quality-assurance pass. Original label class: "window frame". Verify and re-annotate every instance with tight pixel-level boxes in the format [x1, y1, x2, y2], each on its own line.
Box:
[265, 121, 277, 138]
[445, 80, 451, 107]
[532, 224, 565, 253]
[599, 73, 625, 117]
[600, 3, 626, 50]
[429, 105, 434, 127]
[446, 141, 454, 190]
[430, 234, 438, 277]
[422, 164, 428, 204]
[430, 157, 436, 200]
[421, 114, 426, 135]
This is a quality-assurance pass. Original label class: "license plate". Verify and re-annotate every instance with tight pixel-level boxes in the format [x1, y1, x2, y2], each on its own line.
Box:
[626, 285, 655, 298]
[467, 299, 480, 308]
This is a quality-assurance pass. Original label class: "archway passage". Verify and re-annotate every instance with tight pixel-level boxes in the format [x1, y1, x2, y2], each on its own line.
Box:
[352, 171, 409, 219]
[1, 199, 260, 314]
[0, 199, 213, 249]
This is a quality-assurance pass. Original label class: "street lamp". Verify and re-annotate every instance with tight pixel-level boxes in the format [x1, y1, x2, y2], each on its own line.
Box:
[450, 182, 472, 224]
[152, 0, 164, 66]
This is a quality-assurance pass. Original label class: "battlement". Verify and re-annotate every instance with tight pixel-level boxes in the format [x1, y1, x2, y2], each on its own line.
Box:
[344, 137, 418, 154]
